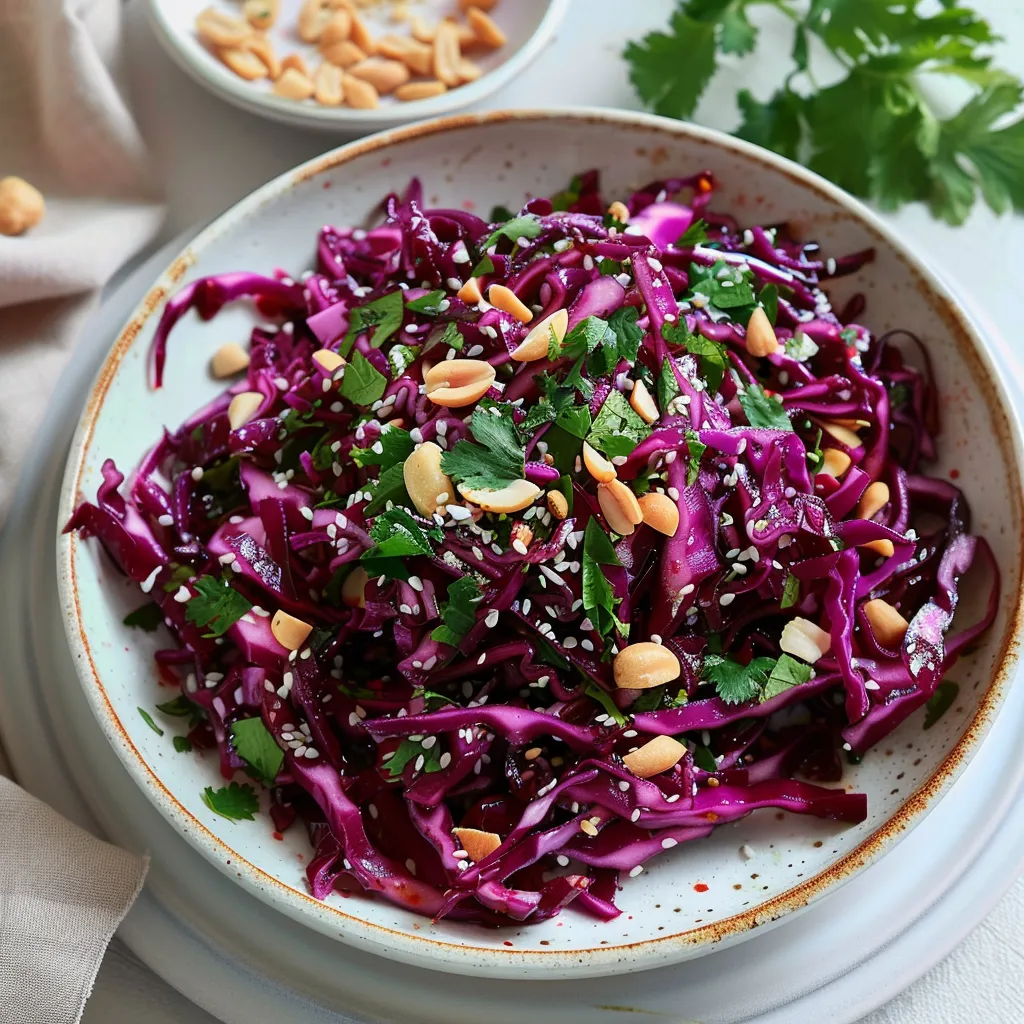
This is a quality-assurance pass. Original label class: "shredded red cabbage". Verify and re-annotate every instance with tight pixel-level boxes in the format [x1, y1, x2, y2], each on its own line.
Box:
[67, 169, 997, 926]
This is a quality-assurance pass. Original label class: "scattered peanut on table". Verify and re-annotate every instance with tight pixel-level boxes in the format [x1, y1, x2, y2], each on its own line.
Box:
[0, 176, 45, 236]
[193, 0, 506, 109]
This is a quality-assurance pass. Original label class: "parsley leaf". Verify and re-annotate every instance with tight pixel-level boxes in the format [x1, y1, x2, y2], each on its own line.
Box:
[664, 321, 729, 393]
[440, 322, 464, 351]
[482, 215, 543, 251]
[350, 426, 414, 471]
[582, 519, 628, 638]
[340, 352, 388, 407]
[185, 576, 252, 638]
[685, 429, 706, 485]
[363, 462, 411, 516]
[341, 290, 404, 357]
[607, 306, 643, 366]
[677, 217, 709, 247]
[780, 573, 801, 610]
[138, 708, 164, 736]
[230, 717, 284, 787]
[431, 575, 483, 648]
[761, 654, 813, 702]
[441, 405, 524, 491]
[739, 382, 793, 431]
[587, 390, 652, 458]
[405, 290, 446, 315]
[364, 508, 437, 565]
[558, 315, 613, 362]
[201, 782, 259, 822]
[123, 603, 163, 632]
[385, 738, 444, 778]
[703, 654, 776, 705]
[924, 680, 960, 730]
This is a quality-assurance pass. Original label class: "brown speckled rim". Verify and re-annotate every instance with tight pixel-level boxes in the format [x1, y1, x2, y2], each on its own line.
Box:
[57, 108, 1024, 977]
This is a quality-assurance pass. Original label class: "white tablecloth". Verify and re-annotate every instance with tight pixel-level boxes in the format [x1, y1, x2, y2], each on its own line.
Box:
[75, 0, 1024, 1019]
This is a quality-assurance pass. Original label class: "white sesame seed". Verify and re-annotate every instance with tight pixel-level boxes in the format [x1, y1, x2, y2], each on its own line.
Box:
[661, 837, 678, 849]
[485, 609, 499, 628]
[740, 843, 756, 860]
[556, 854, 570, 867]
[618, 780, 631, 792]
[173, 585, 191, 603]
[629, 865, 644, 878]
[630, 808, 641, 823]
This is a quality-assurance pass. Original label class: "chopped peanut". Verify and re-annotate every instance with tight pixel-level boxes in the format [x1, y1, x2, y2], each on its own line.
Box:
[270, 609, 313, 651]
[614, 643, 682, 690]
[487, 284, 533, 323]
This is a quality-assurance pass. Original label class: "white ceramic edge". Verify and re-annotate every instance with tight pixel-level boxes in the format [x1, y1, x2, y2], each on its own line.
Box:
[142, 0, 572, 133]
[55, 108, 1024, 980]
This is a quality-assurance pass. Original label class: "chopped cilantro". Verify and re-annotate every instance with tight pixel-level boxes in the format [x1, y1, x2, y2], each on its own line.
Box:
[197, 456, 245, 520]
[405, 290, 446, 315]
[677, 218, 709, 247]
[471, 254, 495, 278]
[738, 382, 793, 431]
[184, 576, 252, 638]
[340, 290, 404, 357]
[441, 404, 524, 491]
[123, 603, 164, 632]
[759, 283, 779, 325]
[173, 735, 193, 753]
[786, 331, 820, 362]
[780, 573, 801, 610]
[482, 214, 543, 251]
[924, 680, 959, 730]
[351, 426, 414, 471]
[388, 343, 421, 376]
[663, 321, 729, 393]
[587, 390, 651, 458]
[440, 322, 463, 351]
[585, 682, 628, 726]
[608, 306, 643, 366]
[693, 744, 718, 772]
[703, 654, 776, 705]
[657, 357, 682, 411]
[362, 507, 438, 579]
[550, 174, 583, 211]
[201, 782, 259, 822]
[582, 519, 628, 638]
[761, 654, 813, 702]
[685, 429, 706, 485]
[385, 738, 444, 778]
[340, 352, 388, 407]
[431, 575, 483, 648]
[138, 708, 164, 736]
[230, 717, 285, 787]
[363, 462, 411, 515]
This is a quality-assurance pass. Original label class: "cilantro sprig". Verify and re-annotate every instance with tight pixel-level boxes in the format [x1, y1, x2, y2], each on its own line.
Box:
[185, 576, 252, 637]
[624, 1, 1024, 225]
[582, 519, 629, 639]
[441, 405, 525, 492]
[703, 652, 812, 705]
[431, 575, 484, 648]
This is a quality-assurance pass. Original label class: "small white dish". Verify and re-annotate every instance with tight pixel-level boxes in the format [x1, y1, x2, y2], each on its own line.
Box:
[57, 109, 1024, 979]
[144, 0, 570, 132]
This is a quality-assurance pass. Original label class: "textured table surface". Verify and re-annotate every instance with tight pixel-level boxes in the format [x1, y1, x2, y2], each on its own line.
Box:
[72, 0, 1024, 1019]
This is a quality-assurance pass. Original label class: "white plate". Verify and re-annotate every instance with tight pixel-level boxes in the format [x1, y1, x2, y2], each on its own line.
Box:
[57, 110, 1024, 977]
[145, 0, 570, 132]
[3, 234, 1024, 1023]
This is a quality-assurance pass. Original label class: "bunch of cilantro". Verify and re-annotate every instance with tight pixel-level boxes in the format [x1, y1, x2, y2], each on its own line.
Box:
[624, 0, 1024, 225]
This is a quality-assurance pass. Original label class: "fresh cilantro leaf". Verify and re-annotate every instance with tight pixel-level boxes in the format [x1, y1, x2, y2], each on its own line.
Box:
[440, 322, 463, 351]
[173, 735, 193, 753]
[664, 321, 729, 393]
[558, 316, 613, 362]
[442, 405, 524, 491]
[806, 0, 911, 60]
[582, 519, 628, 637]
[405, 290, 446, 315]
[351, 427, 414, 471]
[201, 782, 259, 822]
[761, 654, 813, 702]
[924, 680, 960, 730]
[888, 383, 912, 409]
[138, 708, 164, 736]
[556, 402, 592, 439]
[689, 259, 757, 312]
[786, 331, 820, 362]
[341, 290, 404, 357]
[230, 717, 284, 787]
[197, 456, 245, 520]
[685, 429, 706, 486]
[759, 283, 779, 325]
[693, 744, 718, 772]
[385, 738, 444, 778]
[123, 603, 163, 632]
[489, 204, 514, 223]
[185, 576, 252, 638]
[677, 218, 709, 247]
[279, 404, 323, 437]
[550, 174, 583, 211]
[365, 508, 436, 562]
[364, 463, 412, 516]
[340, 352, 388, 407]
[599, 258, 624, 277]
[607, 306, 643, 365]
[780, 573, 801, 610]
[738, 383, 793, 431]
[563, 354, 596, 399]
[156, 696, 196, 717]
[587, 390, 651, 457]
[472, 254, 495, 278]
[737, 88, 806, 162]
[482, 215, 543, 251]
[431, 575, 483, 648]
[388, 343, 421, 375]
[657, 358, 682, 411]
[623, 7, 720, 119]
[585, 682, 628, 726]
[703, 654, 776, 705]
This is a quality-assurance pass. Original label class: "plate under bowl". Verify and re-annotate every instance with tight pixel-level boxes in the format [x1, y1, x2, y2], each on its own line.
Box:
[57, 109, 1024, 979]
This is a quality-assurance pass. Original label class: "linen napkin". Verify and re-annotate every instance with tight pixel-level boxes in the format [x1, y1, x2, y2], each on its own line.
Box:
[0, 0, 162, 1020]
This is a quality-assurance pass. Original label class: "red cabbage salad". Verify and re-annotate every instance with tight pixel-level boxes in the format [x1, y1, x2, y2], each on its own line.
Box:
[67, 170, 998, 926]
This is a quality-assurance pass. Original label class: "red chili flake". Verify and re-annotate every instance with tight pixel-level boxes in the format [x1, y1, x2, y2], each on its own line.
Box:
[698, 177, 713, 193]
[322, 180, 332, 189]
[503, 940, 514, 947]
[693, 882, 709, 893]
[950, 468, 960, 479]
[271, 831, 284, 841]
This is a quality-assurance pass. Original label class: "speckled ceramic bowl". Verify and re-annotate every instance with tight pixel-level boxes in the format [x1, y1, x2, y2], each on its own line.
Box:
[57, 109, 1024, 979]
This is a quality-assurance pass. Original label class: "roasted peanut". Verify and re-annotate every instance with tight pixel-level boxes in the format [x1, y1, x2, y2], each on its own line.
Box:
[629, 379, 659, 424]
[745, 307, 779, 357]
[453, 828, 501, 862]
[403, 442, 454, 517]
[281, 52, 311, 77]
[583, 442, 616, 483]
[820, 420, 862, 449]
[487, 284, 533, 323]
[614, 642, 682, 690]
[313, 61, 345, 105]
[597, 479, 643, 536]
[459, 0, 497, 9]
[348, 57, 410, 94]
[424, 359, 495, 407]
[342, 73, 379, 108]
[210, 342, 250, 379]
[466, 6, 506, 48]
[779, 617, 831, 664]
[456, 275, 482, 303]
[298, 0, 332, 42]
[219, 46, 269, 80]
[622, 735, 687, 779]
[432, 19, 462, 86]
[456, 57, 483, 83]
[312, 348, 345, 373]
[320, 9, 352, 46]
[228, 391, 264, 429]
[270, 609, 313, 650]
[245, 33, 281, 78]
[511, 308, 567, 361]
[341, 566, 368, 608]
[638, 492, 679, 537]
[243, 0, 279, 30]
[322, 40, 366, 67]
[459, 479, 541, 514]
[820, 448, 852, 478]
[863, 599, 909, 647]
[547, 490, 569, 520]
[273, 67, 315, 100]
[862, 538, 895, 557]
[377, 34, 434, 76]
[607, 200, 630, 224]
[196, 6, 251, 47]
[856, 481, 890, 520]
[347, 6, 376, 53]
[0, 177, 44, 236]
[410, 15, 435, 43]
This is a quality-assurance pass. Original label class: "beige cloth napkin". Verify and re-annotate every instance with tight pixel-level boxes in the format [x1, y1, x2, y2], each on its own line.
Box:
[0, 0, 163, 1020]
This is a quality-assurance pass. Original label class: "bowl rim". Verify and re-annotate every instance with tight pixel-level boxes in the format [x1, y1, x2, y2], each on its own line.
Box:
[57, 107, 1024, 975]
[143, 0, 573, 131]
